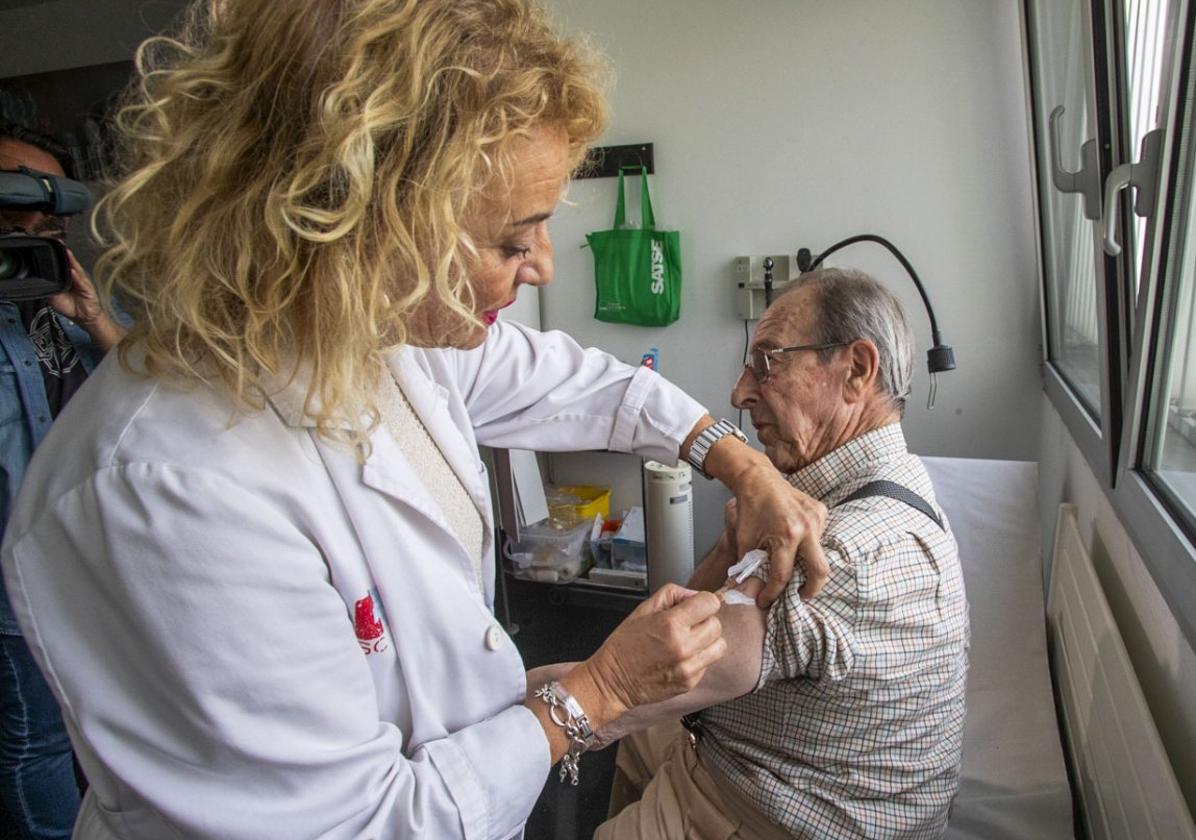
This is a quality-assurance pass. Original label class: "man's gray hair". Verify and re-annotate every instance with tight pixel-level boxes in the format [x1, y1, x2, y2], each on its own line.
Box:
[785, 268, 915, 412]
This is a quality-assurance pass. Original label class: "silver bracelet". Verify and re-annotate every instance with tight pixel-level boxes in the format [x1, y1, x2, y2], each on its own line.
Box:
[534, 681, 593, 785]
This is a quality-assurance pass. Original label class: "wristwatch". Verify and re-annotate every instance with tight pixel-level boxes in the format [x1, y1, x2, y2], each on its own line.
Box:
[686, 419, 749, 480]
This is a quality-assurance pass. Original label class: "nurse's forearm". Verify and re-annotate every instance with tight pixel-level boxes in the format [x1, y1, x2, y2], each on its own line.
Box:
[526, 662, 578, 690]
[523, 660, 625, 767]
[679, 415, 772, 492]
[594, 593, 766, 748]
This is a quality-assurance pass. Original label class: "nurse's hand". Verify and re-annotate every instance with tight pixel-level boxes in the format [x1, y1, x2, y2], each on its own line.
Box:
[726, 462, 828, 607]
[575, 584, 725, 723]
[681, 417, 829, 608]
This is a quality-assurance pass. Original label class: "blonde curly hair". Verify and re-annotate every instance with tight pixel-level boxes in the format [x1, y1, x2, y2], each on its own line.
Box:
[95, 0, 607, 444]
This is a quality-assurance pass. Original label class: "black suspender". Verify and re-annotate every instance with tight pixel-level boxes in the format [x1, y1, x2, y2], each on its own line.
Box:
[836, 479, 944, 531]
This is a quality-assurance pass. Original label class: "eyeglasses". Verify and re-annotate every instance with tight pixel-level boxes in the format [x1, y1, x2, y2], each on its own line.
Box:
[743, 341, 851, 383]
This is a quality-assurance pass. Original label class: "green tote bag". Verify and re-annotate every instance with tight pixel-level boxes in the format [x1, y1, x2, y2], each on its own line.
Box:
[586, 166, 681, 326]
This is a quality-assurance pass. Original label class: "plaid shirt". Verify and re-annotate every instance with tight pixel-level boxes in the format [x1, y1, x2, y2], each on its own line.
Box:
[698, 424, 969, 839]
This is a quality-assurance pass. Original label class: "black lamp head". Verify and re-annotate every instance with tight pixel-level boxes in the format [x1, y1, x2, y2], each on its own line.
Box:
[927, 344, 955, 374]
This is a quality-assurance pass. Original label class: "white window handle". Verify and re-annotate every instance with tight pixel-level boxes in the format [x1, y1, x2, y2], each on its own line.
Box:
[1103, 128, 1164, 256]
[1103, 164, 1133, 257]
[1048, 106, 1102, 220]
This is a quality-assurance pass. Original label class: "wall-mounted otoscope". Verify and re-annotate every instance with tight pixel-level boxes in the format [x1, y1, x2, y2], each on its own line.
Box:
[796, 234, 955, 408]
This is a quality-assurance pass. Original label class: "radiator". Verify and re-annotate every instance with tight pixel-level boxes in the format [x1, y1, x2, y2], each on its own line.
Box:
[1047, 504, 1196, 840]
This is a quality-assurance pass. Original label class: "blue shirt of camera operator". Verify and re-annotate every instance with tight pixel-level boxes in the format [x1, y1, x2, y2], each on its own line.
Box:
[0, 308, 106, 624]
[0, 135, 126, 633]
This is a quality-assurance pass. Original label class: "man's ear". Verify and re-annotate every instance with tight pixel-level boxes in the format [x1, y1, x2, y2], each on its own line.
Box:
[842, 339, 881, 403]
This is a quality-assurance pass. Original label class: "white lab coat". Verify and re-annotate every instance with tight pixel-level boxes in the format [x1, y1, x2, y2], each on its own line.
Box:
[1, 321, 705, 840]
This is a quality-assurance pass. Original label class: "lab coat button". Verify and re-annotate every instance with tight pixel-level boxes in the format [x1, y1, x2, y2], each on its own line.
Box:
[485, 624, 505, 651]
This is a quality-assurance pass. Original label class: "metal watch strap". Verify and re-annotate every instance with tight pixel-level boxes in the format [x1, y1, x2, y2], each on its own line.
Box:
[686, 419, 748, 480]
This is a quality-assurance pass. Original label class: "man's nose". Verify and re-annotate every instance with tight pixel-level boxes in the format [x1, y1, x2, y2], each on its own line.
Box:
[731, 368, 759, 409]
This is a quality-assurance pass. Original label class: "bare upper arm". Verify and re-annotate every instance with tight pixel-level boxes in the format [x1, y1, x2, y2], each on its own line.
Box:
[700, 575, 768, 703]
[592, 579, 768, 746]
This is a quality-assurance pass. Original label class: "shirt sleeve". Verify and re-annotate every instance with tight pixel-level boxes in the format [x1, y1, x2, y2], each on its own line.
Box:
[3, 464, 548, 840]
[449, 321, 707, 464]
[755, 543, 860, 689]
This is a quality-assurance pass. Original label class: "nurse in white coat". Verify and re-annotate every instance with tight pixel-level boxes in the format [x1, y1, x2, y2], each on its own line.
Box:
[1, 1, 829, 837]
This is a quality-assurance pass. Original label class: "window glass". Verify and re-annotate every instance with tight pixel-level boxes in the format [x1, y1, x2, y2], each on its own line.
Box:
[1029, 0, 1104, 418]
[1145, 96, 1196, 524]
[1123, 0, 1171, 293]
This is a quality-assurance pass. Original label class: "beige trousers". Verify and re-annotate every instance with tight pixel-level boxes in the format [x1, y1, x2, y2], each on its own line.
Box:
[594, 722, 793, 840]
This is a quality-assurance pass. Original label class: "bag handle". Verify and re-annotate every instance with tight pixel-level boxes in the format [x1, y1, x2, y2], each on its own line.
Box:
[613, 165, 656, 230]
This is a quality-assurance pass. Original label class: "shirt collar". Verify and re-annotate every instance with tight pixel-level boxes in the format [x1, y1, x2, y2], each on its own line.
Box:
[263, 348, 440, 434]
[785, 423, 908, 501]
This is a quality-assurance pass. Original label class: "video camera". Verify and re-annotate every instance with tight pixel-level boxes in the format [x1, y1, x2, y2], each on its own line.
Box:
[0, 166, 92, 300]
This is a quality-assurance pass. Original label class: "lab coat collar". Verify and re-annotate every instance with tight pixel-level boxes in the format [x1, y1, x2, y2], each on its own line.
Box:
[380, 348, 489, 516]
[382, 349, 496, 599]
[264, 348, 495, 599]
[262, 349, 485, 505]
[263, 353, 465, 443]
[263, 359, 359, 431]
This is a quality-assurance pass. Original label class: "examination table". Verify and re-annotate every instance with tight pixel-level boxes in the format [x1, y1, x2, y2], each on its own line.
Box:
[926, 457, 1074, 840]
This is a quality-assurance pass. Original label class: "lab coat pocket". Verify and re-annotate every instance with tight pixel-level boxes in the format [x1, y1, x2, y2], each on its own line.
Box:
[81, 788, 182, 840]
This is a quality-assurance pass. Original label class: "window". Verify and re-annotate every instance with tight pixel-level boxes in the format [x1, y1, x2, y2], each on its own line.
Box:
[1141, 27, 1196, 530]
[1121, 0, 1170, 296]
[1027, 0, 1106, 419]
[1026, 0, 1196, 646]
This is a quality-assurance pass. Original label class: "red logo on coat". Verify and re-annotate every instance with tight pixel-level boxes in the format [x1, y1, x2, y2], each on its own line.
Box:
[354, 590, 389, 655]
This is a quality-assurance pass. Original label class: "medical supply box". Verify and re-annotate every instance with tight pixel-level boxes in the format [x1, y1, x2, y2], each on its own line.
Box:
[505, 519, 592, 583]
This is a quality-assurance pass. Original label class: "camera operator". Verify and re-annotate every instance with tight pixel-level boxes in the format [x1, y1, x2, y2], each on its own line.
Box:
[0, 123, 124, 840]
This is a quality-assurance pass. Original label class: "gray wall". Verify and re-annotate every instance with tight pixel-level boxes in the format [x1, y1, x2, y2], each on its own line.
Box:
[0, 0, 186, 78]
[538, 0, 1043, 554]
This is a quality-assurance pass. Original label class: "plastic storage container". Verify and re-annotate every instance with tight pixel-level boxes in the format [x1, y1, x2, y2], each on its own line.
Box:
[505, 519, 592, 583]
[546, 484, 612, 526]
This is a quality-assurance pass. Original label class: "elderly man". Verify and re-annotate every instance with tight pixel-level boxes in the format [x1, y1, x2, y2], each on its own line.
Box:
[595, 268, 969, 840]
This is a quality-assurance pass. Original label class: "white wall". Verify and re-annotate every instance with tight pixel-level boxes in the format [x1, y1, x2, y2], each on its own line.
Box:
[538, 0, 1043, 553]
[2, 0, 1044, 558]
[1039, 396, 1196, 815]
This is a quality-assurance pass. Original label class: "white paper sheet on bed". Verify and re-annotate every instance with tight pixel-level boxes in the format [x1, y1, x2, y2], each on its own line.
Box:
[922, 457, 1074, 840]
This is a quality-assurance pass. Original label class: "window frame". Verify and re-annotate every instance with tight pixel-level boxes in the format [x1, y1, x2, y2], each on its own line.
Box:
[1025, 0, 1126, 488]
[1113, 0, 1196, 647]
[1026, 0, 1196, 649]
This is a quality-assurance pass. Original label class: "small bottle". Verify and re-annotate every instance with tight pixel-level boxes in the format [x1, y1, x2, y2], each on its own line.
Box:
[640, 347, 659, 371]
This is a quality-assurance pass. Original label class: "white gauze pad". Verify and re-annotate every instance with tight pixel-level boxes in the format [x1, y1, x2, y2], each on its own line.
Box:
[726, 548, 768, 583]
